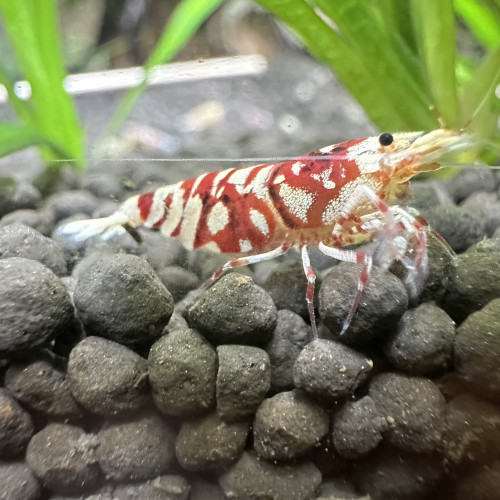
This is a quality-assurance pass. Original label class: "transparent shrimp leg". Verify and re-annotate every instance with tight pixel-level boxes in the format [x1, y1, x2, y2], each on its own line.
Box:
[300, 245, 318, 339]
[319, 185, 401, 334]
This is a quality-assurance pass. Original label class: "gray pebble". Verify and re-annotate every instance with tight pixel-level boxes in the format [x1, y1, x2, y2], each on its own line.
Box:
[264, 261, 320, 319]
[189, 479, 225, 500]
[80, 172, 123, 200]
[26, 423, 99, 494]
[352, 447, 443, 500]
[148, 329, 217, 416]
[444, 250, 500, 322]
[409, 180, 452, 212]
[318, 476, 369, 500]
[43, 190, 100, 224]
[216, 345, 270, 422]
[253, 390, 329, 460]
[112, 475, 190, 500]
[442, 393, 500, 465]
[155, 265, 200, 302]
[454, 298, 500, 403]
[0, 258, 75, 355]
[425, 203, 486, 252]
[175, 411, 249, 471]
[369, 373, 446, 453]
[293, 339, 373, 403]
[332, 396, 386, 459]
[455, 460, 500, 500]
[384, 303, 456, 375]
[265, 309, 312, 391]
[0, 176, 40, 217]
[96, 413, 175, 482]
[219, 452, 322, 500]
[0, 223, 67, 276]
[5, 359, 83, 421]
[67, 336, 149, 417]
[0, 209, 52, 236]
[447, 167, 497, 202]
[0, 462, 41, 500]
[140, 232, 187, 271]
[187, 273, 278, 345]
[0, 389, 34, 459]
[461, 191, 500, 236]
[73, 254, 173, 346]
[319, 262, 408, 344]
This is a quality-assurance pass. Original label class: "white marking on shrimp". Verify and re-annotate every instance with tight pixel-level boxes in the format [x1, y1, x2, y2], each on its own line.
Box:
[311, 166, 336, 190]
[291, 161, 305, 175]
[239, 239, 252, 252]
[179, 195, 203, 250]
[249, 208, 269, 236]
[279, 183, 315, 222]
[207, 202, 230, 235]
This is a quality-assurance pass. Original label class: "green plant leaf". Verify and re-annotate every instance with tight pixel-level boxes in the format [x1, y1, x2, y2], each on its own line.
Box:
[412, 0, 459, 127]
[454, 0, 500, 49]
[0, 0, 85, 168]
[106, 0, 224, 138]
[0, 122, 66, 158]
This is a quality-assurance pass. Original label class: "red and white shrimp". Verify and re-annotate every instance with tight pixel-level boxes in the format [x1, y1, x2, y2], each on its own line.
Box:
[58, 128, 473, 337]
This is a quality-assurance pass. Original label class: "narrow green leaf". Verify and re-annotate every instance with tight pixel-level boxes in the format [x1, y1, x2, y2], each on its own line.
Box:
[412, 0, 459, 127]
[106, 0, 224, 138]
[454, 0, 500, 49]
[0, 0, 85, 168]
[459, 46, 500, 138]
[0, 122, 64, 158]
[312, 0, 435, 129]
[256, 0, 425, 131]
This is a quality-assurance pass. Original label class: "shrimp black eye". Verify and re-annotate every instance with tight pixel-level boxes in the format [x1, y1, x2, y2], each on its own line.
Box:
[379, 132, 394, 146]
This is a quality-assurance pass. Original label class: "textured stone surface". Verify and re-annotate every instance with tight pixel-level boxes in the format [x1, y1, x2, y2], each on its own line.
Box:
[187, 273, 277, 345]
[73, 253, 174, 346]
[0, 257, 75, 355]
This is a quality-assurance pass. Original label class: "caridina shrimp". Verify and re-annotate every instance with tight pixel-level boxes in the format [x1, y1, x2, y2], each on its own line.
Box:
[57, 128, 474, 337]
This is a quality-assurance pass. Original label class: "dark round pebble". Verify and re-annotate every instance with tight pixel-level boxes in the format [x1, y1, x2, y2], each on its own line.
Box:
[219, 452, 322, 500]
[447, 167, 497, 202]
[264, 261, 320, 319]
[455, 460, 500, 500]
[409, 180, 453, 212]
[113, 474, 191, 500]
[0, 208, 53, 236]
[0, 462, 41, 500]
[444, 250, 500, 322]
[216, 345, 271, 422]
[265, 309, 312, 392]
[187, 273, 278, 345]
[319, 262, 408, 344]
[352, 446, 443, 500]
[424, 203, 486, 252]
[67, 336, 150, 417]
[155, 265, 201, 302]
[175, 411, 249, 471]
[293, 339, 373, 403]
[442, 393, 500, 466]
[0, 389, 34, 459]
[461, 191, 500, 236]
[369, 373, 446, 453]
[43, 189, 100, 224]
[5, 359, 83, 421]
[0, 222, 67, 276]
[80, 172, 123, 199]
[454, 298, 500, 402]
[73, 253, 174, 346]
[0, 258, 75, 356]
[0, 176, 40, 217]
[384, 303, 456, 375]
[332, 396, 387, 459]
[96, 413, 176, 482]
[26, 423, 99, 494]
[253, 390, 329, 461]
[148, 328, 217, 416]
